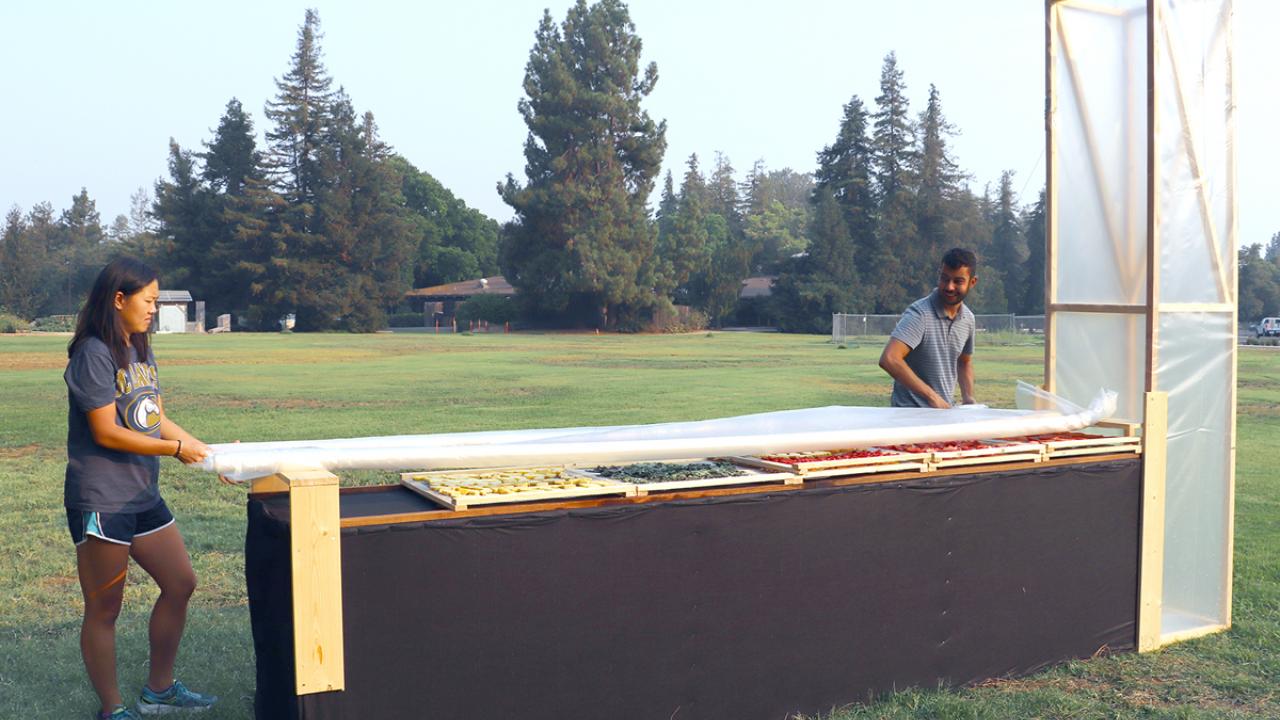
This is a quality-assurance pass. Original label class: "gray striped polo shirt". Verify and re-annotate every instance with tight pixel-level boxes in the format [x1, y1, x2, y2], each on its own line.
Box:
[889, 290, 975, 408]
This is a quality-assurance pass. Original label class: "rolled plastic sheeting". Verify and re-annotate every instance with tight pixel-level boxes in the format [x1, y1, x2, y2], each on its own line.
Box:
[199, 382, 1116, 482]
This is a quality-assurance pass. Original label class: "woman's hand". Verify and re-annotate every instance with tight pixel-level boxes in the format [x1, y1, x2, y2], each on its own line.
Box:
[176, 438, 212, 465]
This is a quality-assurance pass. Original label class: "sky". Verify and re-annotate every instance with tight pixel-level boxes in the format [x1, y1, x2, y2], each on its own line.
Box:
[1, 0, 1275, 248]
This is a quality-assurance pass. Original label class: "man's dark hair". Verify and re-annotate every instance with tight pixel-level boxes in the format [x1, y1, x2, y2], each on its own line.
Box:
[941, 247, 977, 273]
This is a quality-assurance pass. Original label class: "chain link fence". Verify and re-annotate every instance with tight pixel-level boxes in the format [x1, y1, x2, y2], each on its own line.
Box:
[832, 313, 1044, 343]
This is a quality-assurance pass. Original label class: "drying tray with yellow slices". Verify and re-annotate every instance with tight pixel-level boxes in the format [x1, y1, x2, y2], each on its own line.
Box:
[400, 466, 637, 511]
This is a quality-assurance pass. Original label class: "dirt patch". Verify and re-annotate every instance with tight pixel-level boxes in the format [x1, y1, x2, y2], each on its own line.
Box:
[183, 396, 380, 410]
[0, 353, 66, 371]
[0, 444, 44, 459]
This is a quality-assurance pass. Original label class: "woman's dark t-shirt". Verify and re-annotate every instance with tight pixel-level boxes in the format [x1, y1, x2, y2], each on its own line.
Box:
[64, 337, 162, 512]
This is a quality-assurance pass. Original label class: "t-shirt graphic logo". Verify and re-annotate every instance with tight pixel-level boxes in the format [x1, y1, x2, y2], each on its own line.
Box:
[127, 393, 162, 433]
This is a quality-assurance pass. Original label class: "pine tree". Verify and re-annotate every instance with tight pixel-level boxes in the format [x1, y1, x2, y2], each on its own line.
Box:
[815, 95, 875, 286]
[1022, 189, 1047, 314]
[871, 53, 919, 311]
[0, 206, 46, 318]
[264, 9, 334, 224]
[152, 140, 213, 294]
[988, 170, 1024, 312]
[203, 98, 262, 197]
[56, 189, 107, 313]
[660, 154, 710, 304]
[915, 84, 963, 271]
[499, 0, 667, 328]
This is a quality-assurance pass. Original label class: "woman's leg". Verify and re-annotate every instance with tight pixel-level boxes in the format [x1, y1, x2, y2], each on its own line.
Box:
[76, 536, 132, 714]
[129, 523, 197, 692]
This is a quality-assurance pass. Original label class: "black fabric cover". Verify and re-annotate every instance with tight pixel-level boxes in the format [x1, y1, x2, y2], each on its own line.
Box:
[247, 459, 1141, 720]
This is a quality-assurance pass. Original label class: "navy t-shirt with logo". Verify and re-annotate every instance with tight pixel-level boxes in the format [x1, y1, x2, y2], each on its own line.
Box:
[64, 337, 163, 512]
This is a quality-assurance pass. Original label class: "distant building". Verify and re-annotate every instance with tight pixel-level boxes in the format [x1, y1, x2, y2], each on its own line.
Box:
[152, 290, 205, 333]
[404, 276, 514, 320]
[739, 275, 775, 299]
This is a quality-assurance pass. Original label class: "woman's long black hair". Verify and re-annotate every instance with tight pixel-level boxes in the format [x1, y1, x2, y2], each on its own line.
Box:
[68, 257, 158, 369]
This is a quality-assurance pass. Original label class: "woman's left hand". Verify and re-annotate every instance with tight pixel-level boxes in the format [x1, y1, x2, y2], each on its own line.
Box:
[177, 438, 212, 465]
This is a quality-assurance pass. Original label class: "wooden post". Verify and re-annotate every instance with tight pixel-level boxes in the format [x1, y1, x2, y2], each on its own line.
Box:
[279, 468, 346, 694]
[1044, 0, 1059, 392]
[1137, 391, 1167, 652]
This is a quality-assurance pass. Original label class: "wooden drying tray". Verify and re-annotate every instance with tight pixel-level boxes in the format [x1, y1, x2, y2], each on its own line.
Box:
[1017, 433, 1143, 459]
[880, 440, 1047, 470]
[574, 460, 800, 496]
[400, 467, 636, 511]
[728, 449, 931, 478]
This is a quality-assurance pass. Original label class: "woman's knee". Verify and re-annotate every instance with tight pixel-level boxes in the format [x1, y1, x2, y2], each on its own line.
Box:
[161, 571, 197, 600]
[85, 592, 124, 625]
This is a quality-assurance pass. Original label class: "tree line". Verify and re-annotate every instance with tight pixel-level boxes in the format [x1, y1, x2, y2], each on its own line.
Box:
[1, 9, 498, 331]
[1, 1, 1266, 332]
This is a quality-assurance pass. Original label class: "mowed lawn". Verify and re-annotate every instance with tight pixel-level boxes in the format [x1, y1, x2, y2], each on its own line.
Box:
[1, 331, 1276, 719]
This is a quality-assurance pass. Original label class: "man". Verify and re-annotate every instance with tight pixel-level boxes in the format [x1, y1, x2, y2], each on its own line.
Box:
[878, 248, 978, 408]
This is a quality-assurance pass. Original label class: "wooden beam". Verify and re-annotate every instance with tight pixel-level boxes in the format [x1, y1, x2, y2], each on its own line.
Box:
[1048, 302, 1146, 314]
[1055, 0, 1129, 17]
[285, 468, 346, 695]
[1145, 0, 1160, 394]
[1157, 302, 1234, 313]
[1045, 0, 1059, 392]
[1223, 0, 1238, 633]
[1138, 391, 1168, 652]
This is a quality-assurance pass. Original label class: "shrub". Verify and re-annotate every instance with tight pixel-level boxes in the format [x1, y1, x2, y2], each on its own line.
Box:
[32, 314, 75, 332]
[0, 312, 30, 333]
[648, 302, 709, 333]
[455, 294, 517, 324]
[387, 312, 424, 328]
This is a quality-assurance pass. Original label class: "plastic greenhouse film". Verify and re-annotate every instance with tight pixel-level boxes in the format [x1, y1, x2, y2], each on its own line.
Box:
[199, 383, 1116, 482]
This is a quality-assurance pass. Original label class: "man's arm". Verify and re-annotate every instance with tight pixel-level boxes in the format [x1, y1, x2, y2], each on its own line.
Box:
[879, 338, 951, 409]
[956, 352, 975, 405]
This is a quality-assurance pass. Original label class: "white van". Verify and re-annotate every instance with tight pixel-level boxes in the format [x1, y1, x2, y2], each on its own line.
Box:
[1257, 317, 1280, 337]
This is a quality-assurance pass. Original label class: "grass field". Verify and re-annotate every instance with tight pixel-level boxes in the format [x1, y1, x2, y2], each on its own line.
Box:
[1, 331, 1276, 719]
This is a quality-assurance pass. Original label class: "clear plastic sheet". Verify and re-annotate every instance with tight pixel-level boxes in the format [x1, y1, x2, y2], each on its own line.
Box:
[1054, 1, 1148, 307]
[199, 383, 1116, 482]
[1153, 0, 1235, 635]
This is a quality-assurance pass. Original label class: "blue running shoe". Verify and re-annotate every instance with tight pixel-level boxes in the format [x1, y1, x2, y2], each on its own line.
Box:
[137, 680, 217, 715]
[98, 706, 141, 720]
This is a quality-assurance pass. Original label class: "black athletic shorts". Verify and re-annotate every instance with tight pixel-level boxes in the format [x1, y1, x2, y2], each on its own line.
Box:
[66, 499, 175, 546]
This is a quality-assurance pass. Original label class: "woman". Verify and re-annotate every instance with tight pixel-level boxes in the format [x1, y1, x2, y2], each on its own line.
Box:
[64, 258, 219, 719]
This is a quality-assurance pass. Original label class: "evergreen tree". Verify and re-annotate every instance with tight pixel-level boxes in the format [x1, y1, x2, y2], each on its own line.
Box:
[871, 53, 919, 311]
[708, 152, 743, 237]
[203, 98, 262, 197]
[264, 9, 334, 224]
[151, 139, 214, 294]
[1265, 231, 1280, 267]
[659, 154, 710, 303]
[1021, 189, 1047, 314]
[311, 100, 415, 331]
[815, 95, 875, 284]
[499, 0, 667, 328]
[55, 189, 108, 313]
[0, 206, 46, 318]
[25, 202, 61, 315]
[915, 84, 963, 272]
[1239, 243, 1280, 321]
[772, 192, 857, 333]
[987, 170, 1024, 312]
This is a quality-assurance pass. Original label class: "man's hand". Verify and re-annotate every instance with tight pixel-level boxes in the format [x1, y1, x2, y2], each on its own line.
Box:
[880, 338, 952, 408]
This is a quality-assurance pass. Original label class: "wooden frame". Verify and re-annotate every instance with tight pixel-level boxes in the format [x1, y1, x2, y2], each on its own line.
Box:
[399, 468, 637, 511]
[1047, 0, 1236, 651]
[251, 467, 346, 695]
[575, 460, 800, 495]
